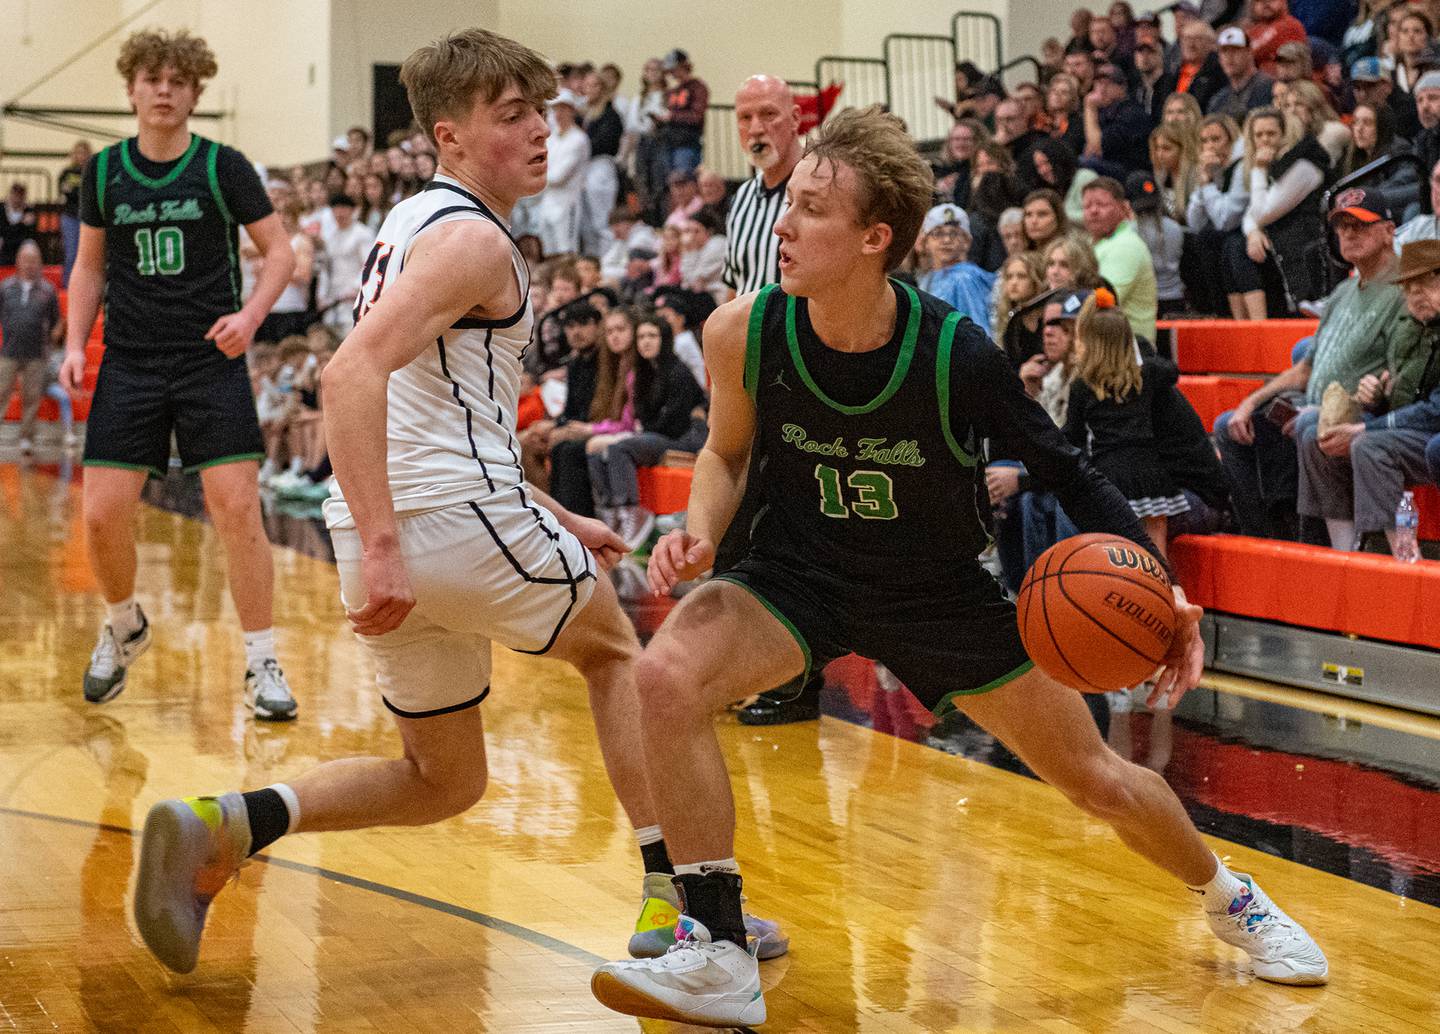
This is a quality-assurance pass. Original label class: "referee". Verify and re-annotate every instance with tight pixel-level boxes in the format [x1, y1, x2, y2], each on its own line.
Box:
[713, 75, 818, 725]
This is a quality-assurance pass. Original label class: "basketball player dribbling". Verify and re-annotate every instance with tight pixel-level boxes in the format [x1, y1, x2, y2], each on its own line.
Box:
[61, 29, 300, 720]
[128, 28, 784, 975]
[590, 107, 1327, 1027]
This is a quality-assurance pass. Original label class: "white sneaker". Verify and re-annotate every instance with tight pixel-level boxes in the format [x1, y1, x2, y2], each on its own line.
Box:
[83, 609, 152, 703]
[245, 659, 298, 722]
[592, 915, 765, 1026]
[18, 437, 33, 455]
[616, 505, 656, 551]
[1204, 875, 1329, 985]
[627, 872, 790, 960]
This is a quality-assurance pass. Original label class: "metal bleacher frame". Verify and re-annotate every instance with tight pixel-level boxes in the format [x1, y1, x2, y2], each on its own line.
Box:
[702, 9, 1009, 180]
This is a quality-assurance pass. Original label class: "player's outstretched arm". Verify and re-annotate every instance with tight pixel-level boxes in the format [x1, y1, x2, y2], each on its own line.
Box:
[648, 293, 758, 596]
[323, 219, 517, 635]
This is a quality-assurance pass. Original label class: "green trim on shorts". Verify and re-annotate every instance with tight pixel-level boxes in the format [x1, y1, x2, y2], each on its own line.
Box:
[930, 659, 1035, 717]
[712, 574, 813, 685]
[82, 458, 163, 479]
[183, 452, 263, 474]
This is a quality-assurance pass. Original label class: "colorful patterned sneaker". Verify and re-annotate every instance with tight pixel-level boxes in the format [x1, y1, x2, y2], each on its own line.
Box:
[1204, 874, 1329, 985]
[82, 610, 152, 703]
[627, 874, 790, 960]
[245, 659, 298, 722]
[133, 792, 251, 973]
[593, 915, 766, 1026]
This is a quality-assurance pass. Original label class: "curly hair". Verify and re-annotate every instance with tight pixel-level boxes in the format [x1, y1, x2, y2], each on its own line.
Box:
[116, 29, 217, 86]
[803, 105, 934, 270]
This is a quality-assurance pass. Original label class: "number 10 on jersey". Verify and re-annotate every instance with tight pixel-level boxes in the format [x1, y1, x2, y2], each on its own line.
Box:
[814, 464, 898, 520]
[134, 227, 185, 275]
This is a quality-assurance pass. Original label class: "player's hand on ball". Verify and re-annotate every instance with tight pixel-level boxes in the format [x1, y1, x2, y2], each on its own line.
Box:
[647, 530, 713, 596]
[58, 350, 86, 394]
[206, 310, 260, 358]
[348, 549, 416, 636]
[1148, 585, 1203, 710]
[566, 514, 627, 571]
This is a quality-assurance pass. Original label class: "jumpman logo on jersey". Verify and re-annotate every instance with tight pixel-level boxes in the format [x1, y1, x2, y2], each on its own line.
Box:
[771, 369, 791, 392]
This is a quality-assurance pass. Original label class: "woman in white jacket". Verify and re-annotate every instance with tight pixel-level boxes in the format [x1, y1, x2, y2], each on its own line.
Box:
[538, 89, 591, 256]
[1185, 114, 1248, 315]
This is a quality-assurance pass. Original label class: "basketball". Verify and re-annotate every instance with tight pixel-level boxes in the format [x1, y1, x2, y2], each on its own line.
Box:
[1017, 533, 1177, 693]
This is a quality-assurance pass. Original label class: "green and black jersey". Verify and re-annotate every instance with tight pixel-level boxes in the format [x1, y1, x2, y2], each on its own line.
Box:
[741, 280, 1160, 582]
[81, 134, 272, 351]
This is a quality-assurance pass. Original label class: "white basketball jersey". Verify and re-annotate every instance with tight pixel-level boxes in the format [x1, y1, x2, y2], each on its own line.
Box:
[325, 175, 532, 527]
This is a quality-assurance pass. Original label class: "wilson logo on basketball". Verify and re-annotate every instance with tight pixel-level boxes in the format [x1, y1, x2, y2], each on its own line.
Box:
[1102, 591, 1174, 646]
[1102, 546, 1170, 586]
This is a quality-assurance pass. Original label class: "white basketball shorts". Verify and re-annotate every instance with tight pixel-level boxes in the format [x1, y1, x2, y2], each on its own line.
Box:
[332, 492, 597, 718]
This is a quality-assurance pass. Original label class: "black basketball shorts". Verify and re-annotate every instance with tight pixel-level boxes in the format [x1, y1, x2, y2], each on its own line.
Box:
[715, 552, 1034, 716]
[83, 346, 265, 477]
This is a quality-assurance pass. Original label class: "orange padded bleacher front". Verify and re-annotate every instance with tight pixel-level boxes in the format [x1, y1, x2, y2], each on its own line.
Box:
[1170, 534, 1440, 651]
[637, 466, 693, 515]
[1177, 375, 1266, 432]
[1165, 319, 1317, 375]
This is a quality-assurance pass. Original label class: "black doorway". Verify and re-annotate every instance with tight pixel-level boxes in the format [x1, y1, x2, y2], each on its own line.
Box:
[372, 63, 413, 147]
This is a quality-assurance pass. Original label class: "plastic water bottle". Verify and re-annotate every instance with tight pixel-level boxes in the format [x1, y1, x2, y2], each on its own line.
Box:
[1395, 491, 1421, 564]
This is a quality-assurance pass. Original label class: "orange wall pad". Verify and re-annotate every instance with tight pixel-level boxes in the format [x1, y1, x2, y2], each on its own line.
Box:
[1170, 534, 1440, 650]
[1176, 375, 1266, 431]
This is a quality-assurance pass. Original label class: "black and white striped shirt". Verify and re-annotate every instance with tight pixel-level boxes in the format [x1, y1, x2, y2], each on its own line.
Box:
[721, 172, 790, 295]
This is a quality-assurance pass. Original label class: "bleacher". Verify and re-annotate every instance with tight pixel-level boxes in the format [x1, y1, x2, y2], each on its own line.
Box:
[0, 264, 101, 426]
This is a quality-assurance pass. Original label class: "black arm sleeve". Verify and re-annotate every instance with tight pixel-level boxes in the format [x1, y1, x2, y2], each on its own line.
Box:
[217, 146, 274, 226]
[80, 157, 103, 227]
[968, 341, 1171, 573]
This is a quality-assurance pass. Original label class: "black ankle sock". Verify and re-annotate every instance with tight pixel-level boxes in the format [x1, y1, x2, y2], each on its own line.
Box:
[641, 837, 674, 876]
[240, 788, 291, 856]
[673, 871, 747, 947]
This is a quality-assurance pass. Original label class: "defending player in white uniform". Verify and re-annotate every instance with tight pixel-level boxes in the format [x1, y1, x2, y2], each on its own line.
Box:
[126, 28, 680, 976]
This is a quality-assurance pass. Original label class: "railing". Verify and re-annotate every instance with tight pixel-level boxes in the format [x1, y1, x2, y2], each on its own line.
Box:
[701, 104, 746, 180]
[1320, 151, 1426, 293]
[815, 55, 890, 114]
[883, 33, 958, 143]
[0, 166, 56, 203]
[995, 55, 1043, 91]
[951, 11, 1003, 73]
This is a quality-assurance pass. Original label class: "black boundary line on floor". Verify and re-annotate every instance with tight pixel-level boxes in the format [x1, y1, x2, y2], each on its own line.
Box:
[0, 804, 605, 966]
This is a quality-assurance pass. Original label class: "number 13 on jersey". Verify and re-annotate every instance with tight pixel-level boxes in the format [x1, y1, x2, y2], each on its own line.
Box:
[815, 463, 898, 520]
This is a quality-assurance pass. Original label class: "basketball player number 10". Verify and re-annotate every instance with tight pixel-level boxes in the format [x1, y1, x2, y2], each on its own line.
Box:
[134, 227, 185, 276]
[814, 464, 898, 520]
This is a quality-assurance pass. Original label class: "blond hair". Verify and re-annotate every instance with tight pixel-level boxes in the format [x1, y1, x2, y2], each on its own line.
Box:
[1242, 107, 1300, 176]
[1076, 294, 1142, 401]
[803, 105, 934, 269]
[1149, 122, 1199, 220]
[993, 252, 1045, 342]
[1045, 235, 1102, 290]
[117, 29, 217, 87]
[400, 28, 556, 147]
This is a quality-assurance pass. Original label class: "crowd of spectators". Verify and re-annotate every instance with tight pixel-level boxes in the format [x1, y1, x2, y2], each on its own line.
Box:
[915, 0, 1440, 563]
[11, 4, 1440, 567]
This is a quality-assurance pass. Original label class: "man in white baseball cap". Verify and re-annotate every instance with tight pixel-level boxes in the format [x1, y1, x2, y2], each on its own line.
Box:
[918, 203, 997, 334]
[1207, 25, 1273, 121]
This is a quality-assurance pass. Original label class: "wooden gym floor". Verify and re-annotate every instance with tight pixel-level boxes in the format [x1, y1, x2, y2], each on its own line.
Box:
[2, 456, 1439, 1033]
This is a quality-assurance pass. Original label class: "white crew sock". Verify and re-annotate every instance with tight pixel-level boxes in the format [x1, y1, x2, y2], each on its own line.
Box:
[243, 628, 277, 672]
[634, 824, 665, 847]
[105, 596, 142, 636]
[269, 782, 302, 834]
[1187, 853, 1249, 913]
[674, 857, 740, 877]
